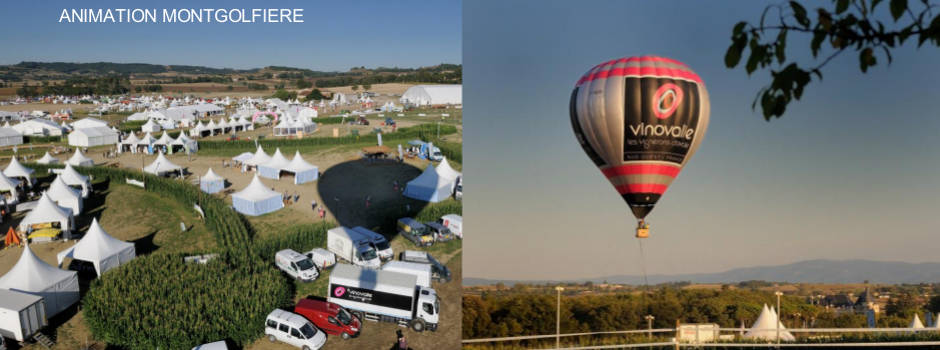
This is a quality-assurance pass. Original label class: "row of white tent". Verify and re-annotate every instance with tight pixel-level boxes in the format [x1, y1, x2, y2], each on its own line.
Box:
[189, 117, 254, 137]
[35, 149, 95, 169]
[743, 304, 940, 341]
[119, 131, 198, 154]
[403, 157, 461, 203]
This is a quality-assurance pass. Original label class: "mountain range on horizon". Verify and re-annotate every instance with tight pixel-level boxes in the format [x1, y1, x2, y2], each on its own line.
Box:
[464, 259, 940, 286]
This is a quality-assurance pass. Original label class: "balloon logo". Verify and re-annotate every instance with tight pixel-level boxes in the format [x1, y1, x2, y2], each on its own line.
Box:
[334, 286, 347, 297]
[570, 56, 710, 234]
[653, 83, 683, 119]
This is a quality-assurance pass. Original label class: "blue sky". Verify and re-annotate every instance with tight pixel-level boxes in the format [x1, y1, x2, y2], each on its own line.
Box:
[464, 0, 940, 280]
[0, 0, 460, 71]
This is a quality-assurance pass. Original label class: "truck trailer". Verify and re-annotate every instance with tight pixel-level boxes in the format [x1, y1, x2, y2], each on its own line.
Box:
[327, 227, 381, 268]
[328, 264, 439, 332]
[0, 289, 47, 342]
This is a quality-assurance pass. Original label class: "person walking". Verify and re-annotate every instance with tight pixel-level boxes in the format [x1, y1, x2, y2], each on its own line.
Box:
[396, 329, 407, 350]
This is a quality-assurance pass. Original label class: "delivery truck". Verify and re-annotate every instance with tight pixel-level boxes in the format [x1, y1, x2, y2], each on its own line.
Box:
[351, 226, 393, 261]
[0, 289, 47, 342]
[327, 227, 381, 268]
[382, 261, 432, 288]
[328, 264, 439, 332]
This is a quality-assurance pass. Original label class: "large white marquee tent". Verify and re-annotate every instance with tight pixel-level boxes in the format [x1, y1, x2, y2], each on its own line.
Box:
[0, 244, 79, 317]
[0, 127, 23, 147]
[56, 218, 135, 277]
[67, 126, 119, 147]
[400, 85, 462, 106]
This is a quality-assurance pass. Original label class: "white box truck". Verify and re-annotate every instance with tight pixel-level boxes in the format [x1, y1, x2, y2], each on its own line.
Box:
[328, 264, 439, 332]
[352, 226, 393, 261]
[327, 227, 381, 268]
[0, 289, 47, 342]
[440, 214, 462, 239]
[382, 261, 432, 288]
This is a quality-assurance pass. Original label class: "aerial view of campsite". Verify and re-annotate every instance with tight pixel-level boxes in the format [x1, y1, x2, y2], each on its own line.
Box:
[0, 1, 461, 349]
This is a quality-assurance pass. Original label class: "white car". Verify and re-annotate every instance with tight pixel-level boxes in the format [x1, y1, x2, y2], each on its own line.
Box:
[265, 309, 327, 350]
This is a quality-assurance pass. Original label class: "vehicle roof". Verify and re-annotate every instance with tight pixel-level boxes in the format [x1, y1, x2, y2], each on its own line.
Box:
[402, 250, 430, 260]
[331, 263, 417, 291]
[191, 341, 229, 350]
[296, 298, 339, 315]
[276, 249, 307, 261]
[351, 226, 384, 240]
[425, 221, 447, 230]
[441, 214, 461, 221]
[398, 217, 423, 226]
[267, 309, 313, 328]
[383, 260, 432, 273]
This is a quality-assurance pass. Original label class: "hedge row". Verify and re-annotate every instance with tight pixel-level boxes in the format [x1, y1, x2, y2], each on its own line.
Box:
[416, 199, 462, 222]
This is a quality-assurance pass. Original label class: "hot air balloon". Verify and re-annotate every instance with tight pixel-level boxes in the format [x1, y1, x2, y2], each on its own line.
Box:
[569, 56, 709, 238]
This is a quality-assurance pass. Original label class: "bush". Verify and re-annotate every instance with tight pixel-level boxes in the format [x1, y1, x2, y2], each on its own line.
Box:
[22, 135, 62, 144]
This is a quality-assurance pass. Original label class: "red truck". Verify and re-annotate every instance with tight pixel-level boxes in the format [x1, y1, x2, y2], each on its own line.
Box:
[294, 298, 362, 339]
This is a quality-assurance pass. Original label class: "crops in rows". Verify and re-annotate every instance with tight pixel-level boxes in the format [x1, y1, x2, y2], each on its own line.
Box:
[196, 123, 457, 153]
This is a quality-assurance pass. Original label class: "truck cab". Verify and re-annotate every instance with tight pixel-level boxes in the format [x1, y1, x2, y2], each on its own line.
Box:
[353, 241, 382, 268]
[294, 298, 361, 340]
[352, 226, 393, 261]
[397, 217, 435, 247]
[400, 250, 451, 282]
[264, 309, 327, 350]
[275, 249, 319, 282]
[414, 286, 440, 332]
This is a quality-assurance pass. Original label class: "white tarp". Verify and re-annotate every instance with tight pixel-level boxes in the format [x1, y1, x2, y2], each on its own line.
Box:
[0, 244, 79, 317]
[56, 218, 135, 276]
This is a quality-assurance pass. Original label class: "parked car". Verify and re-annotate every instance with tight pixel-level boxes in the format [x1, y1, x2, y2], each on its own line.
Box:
[424, 221, 456, 242]
[355, 116, 369, 125]
[397, 217, 434, 247]
[275, 249, 319, 282]
[305, 248, 336, 269]
[400, 250, 451, 282]
[440, 214, 462, 239]
[294, 298, 361, 339]
[265, 309, 327, 350]
[191, 340, 229, 350]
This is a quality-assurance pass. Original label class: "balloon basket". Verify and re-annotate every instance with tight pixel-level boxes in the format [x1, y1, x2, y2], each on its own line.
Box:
[635, 221, 649, 239]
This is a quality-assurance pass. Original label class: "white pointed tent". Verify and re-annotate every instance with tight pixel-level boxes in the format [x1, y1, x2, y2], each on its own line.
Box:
[3, 156, 34, 185]
[743, 304, 795, 341]
[119, 132, 139, 153]
[18, 192, 75, 237]
[172, 132, 198, 153]
[56, 218, 135, 276]
[0, 243, 79, 317]
[284, 151, 319, 184]
[231, 175, 283, 216]
[436, 157, 461, 182]
[0, 170, 21, 202]
[137, 132, 157, 154]
[46, 175, 82, 214]
[258, 148, 292, 180]
[200, 168, 225, 194]
[59, 164, 91, 198]
[141, 118, 161, 133]
[143, 152, 183, 176]
[403, 164, 458, 203]
[67, 148, 94, 167]
[244, 146, 272, 168]
[36, 151, 59, 165]
[910, 314, 925, 329]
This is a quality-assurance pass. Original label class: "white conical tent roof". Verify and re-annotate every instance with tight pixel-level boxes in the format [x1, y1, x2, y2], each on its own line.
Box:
[137, 132, 157, 145]
[143, 152, 182, 175]
[154, 131, 173, 145]
[245, 146, 271, 166]
[286, 151, 317, 172]
[232, 174, 281, 201]
[60, 163, 89, 186]
[36, 151, 60, 165]
[743, 304, 795, 341]
[67, 148, 94, 167]
[18, 192, 73, 233]
[174, 132, 194, 145]
[0, 170, 21, 196]
[121, 132, 140, 145]
[56, 218, 135, 276]
[4, 156, 34, 179]
[911, 314, 925, 329]
[0, 243, 79, 316]
[141, 119, 159, 130]
[201, 168, 225, 182]
[403, 164, 456, 202]
[261, 148, 291, 169]
[46, 175, 82, 214]
[435, 157, 461, 180]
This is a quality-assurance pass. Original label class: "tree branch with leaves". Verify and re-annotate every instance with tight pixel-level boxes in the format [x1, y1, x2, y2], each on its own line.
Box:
[725, 0, 940, 120]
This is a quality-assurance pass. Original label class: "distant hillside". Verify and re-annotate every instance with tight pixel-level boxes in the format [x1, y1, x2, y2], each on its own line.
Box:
[464, 259, 940, 286]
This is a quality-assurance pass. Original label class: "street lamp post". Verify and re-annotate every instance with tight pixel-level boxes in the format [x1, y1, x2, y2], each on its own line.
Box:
[555, 286, 564, 349]
[644, 315, 655, 340]
[775, 291, 783, 348]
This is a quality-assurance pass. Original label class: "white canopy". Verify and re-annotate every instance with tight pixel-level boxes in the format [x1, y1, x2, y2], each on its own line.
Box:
[154, 131, 174, 146]
[284, 151, 319, 184]
[141, 118, 162, 132]
[46, 175, 82, 214]
[56, 218, 135, 276]
[67, 148, 94, 167]
[231, 174, 283, 216]
[260, 148, 291, 169]
[0, 243, 79, 317]
[3, 156, 34, 183]
[911, 314, 925, 329]
[435, 157, 461, 181]
[0, 170, 21, 199]
[18, 192, 74, 234]
[244, 146, 272, 167]
[403, 163, 458, 203]
[232, 152, 253, 163]
[137, 132, 157, 146]
[143, 152, 183, 176]
[60, 164, 91, 198]
[743, 304, 795, 341]
[200, 168, 226, 194]
[36, 151, 59, 165]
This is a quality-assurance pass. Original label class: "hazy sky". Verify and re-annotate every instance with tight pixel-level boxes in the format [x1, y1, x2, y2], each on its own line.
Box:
[0, 0, 460, 71]
[464, 0, 940, 281]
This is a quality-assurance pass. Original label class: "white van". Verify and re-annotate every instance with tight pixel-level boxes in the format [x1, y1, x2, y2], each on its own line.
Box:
[440, 214, 462, 239]
[265, 309, 327, 350]
[275, 249, 319, 282]
[305, 248, 336, 269]
[352, 226, 393, 261]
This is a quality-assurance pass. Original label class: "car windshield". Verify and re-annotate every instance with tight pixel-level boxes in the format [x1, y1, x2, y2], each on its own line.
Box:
[360, 247, 378, 260]
[375, 240, 390, 250]
[296, 259, 315, 271]
[337, 308, 353, 325]
[299, 323, 317, 339]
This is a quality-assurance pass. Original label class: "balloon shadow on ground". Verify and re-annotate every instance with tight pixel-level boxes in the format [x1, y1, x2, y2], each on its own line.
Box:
[317, 159, 427, 237]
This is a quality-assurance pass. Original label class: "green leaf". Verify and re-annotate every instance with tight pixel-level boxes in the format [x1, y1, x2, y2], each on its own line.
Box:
[775, 30, 787, 64]
[859, 47, 875, 72]
[836, 0, 851, 14]
[745, 38, 761, 74]
[790, 1, 810, 28]
[811, 30, 825, 57]
[733, 21, 748, 36]
[890, 0, 907, 21]
[725, 37, 746, 68]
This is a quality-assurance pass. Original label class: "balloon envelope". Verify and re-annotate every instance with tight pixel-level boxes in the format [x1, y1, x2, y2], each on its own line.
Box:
[569, 56, 710, 219]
